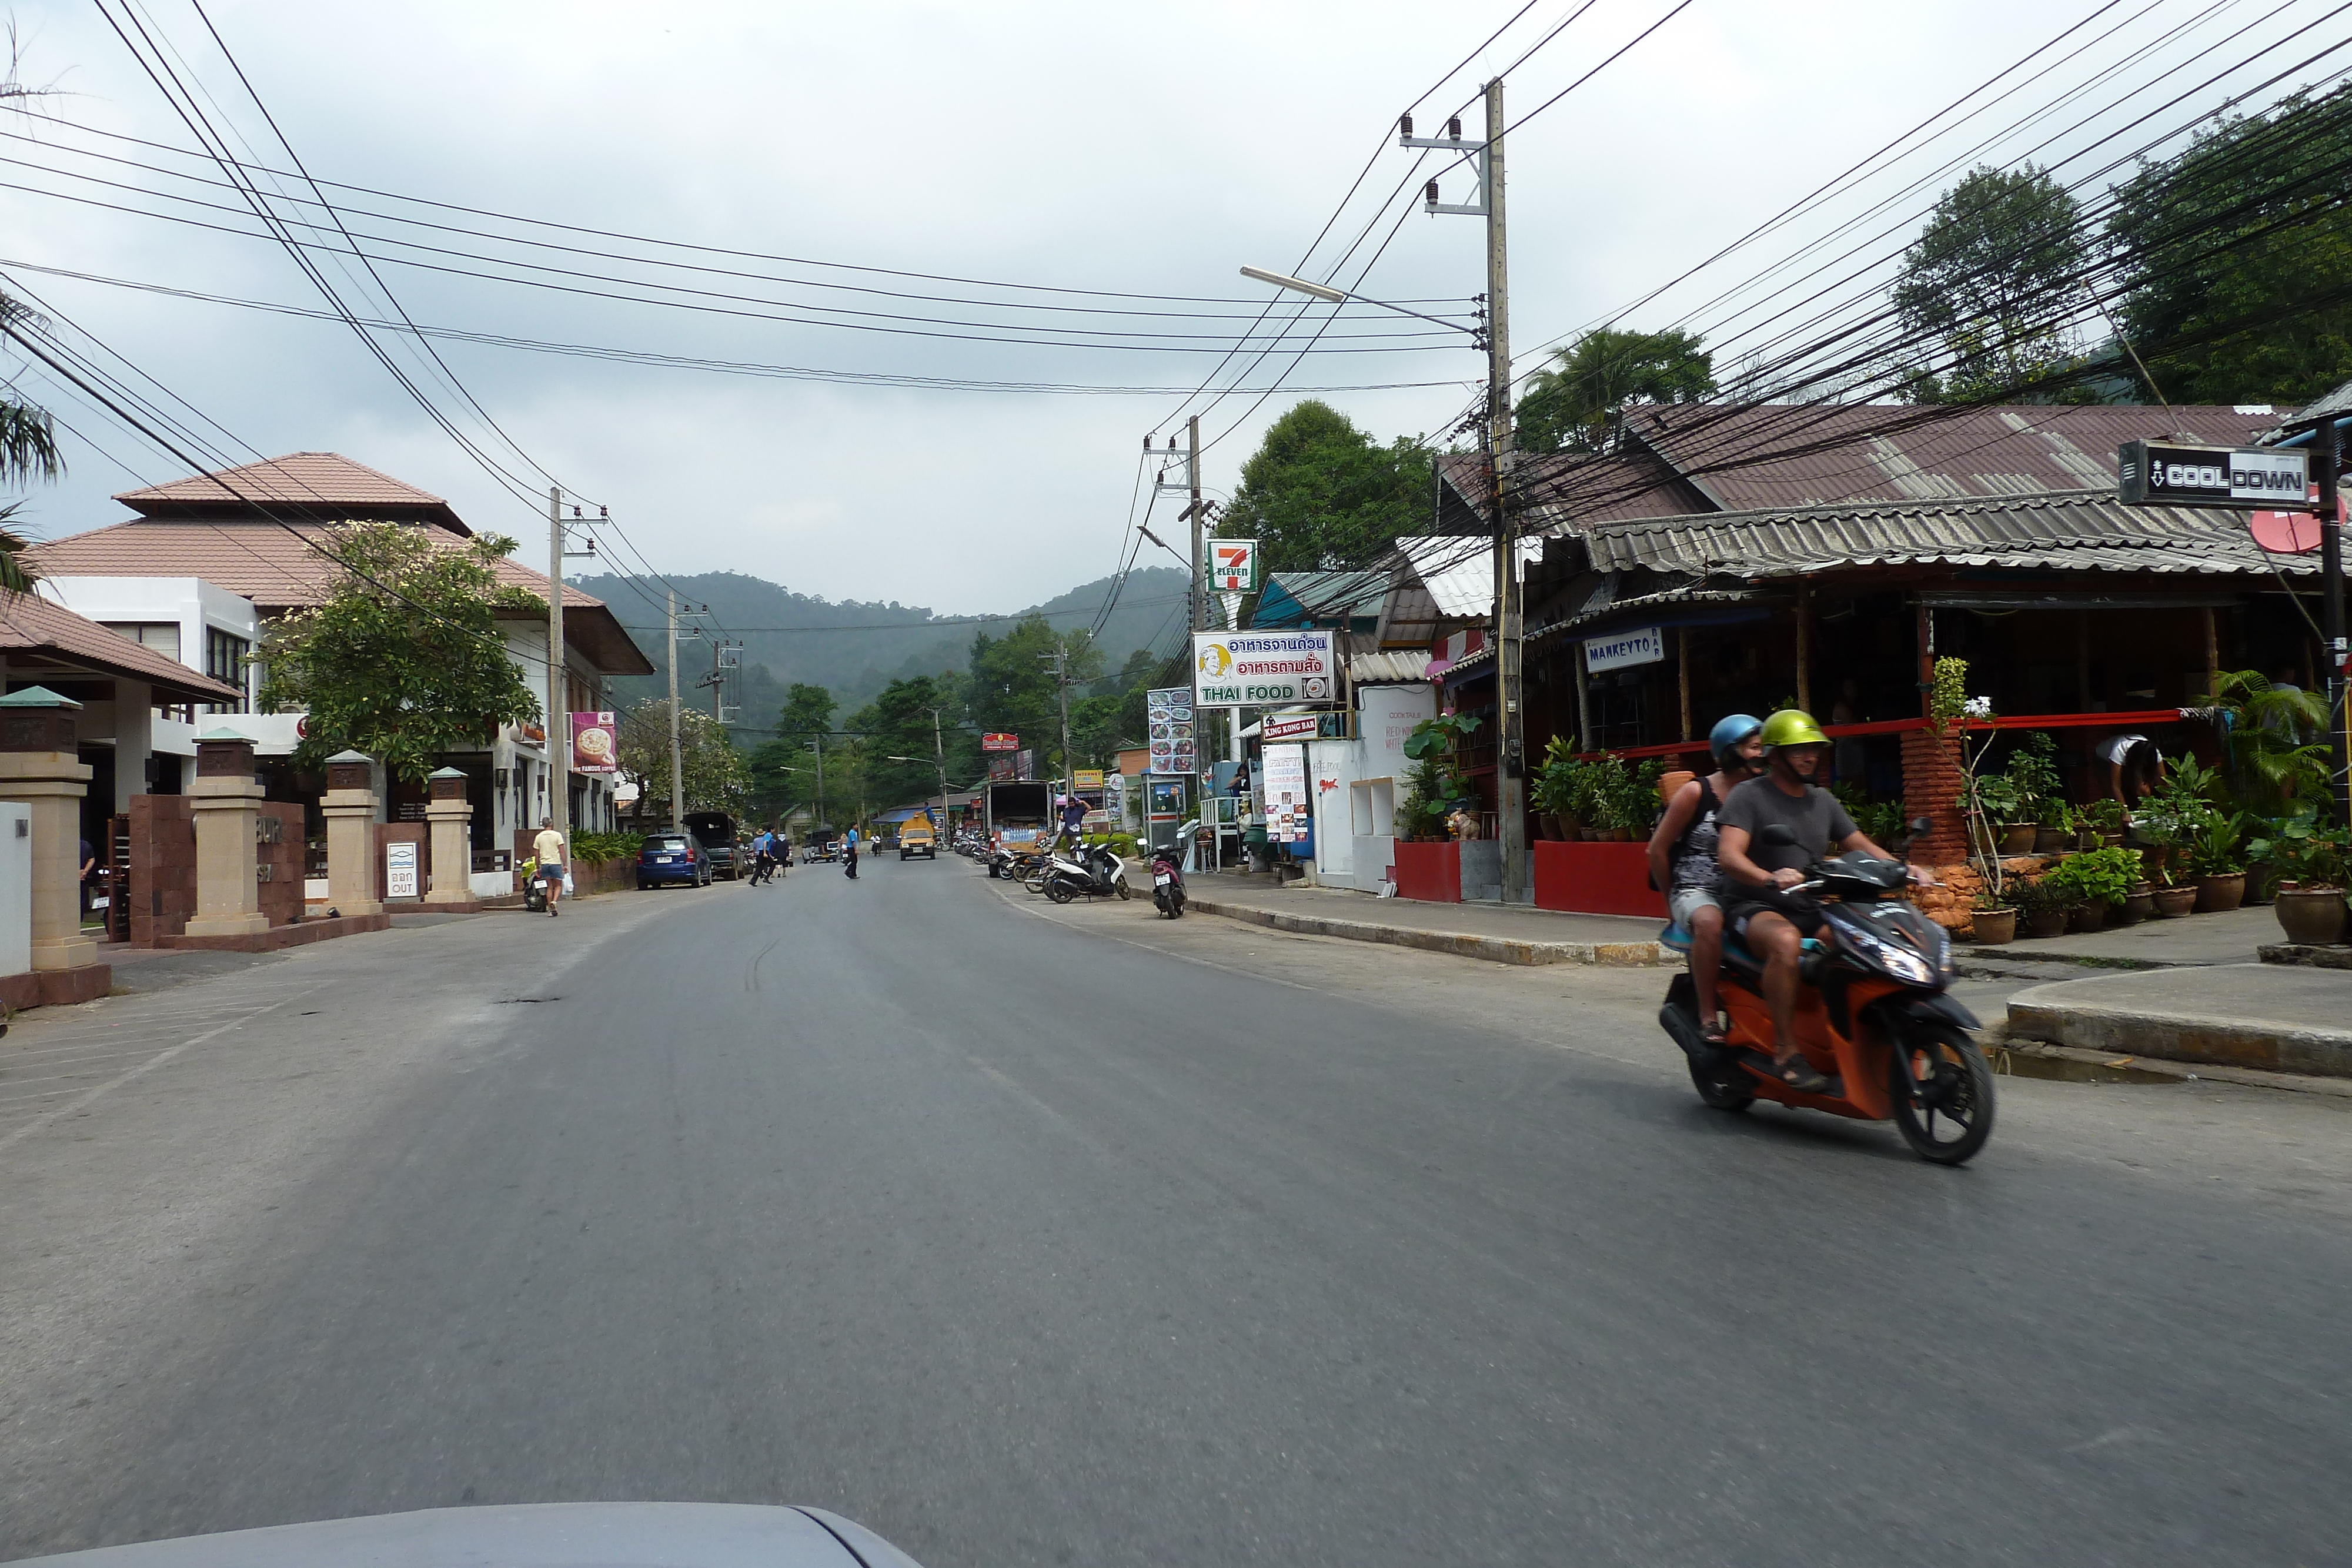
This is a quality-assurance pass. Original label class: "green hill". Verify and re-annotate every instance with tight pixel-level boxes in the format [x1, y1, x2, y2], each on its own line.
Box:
[574, 566, 1192, 728]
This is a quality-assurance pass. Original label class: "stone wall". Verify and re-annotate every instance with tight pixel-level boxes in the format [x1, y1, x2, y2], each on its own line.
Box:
[126, 794, 195, 947]
[258, 802, 303, 927]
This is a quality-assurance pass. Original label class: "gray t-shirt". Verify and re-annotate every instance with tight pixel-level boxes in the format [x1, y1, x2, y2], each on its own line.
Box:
[1715, 777, 1857, 891]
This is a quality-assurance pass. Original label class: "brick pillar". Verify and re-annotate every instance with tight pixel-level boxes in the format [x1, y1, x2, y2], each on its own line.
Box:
[1900, 726, 1969, 866]
[185, 731, 268, 939]
[0, 687, 98, 972]
[320, 750, 383, 916]
[424, 766, 480, 910]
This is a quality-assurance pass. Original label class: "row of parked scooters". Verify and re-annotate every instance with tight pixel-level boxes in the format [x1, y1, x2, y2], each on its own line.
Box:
[959, 829, 1189, 918]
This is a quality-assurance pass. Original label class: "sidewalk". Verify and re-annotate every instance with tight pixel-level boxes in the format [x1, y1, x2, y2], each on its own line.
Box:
[1967, 905, 2279, 968]
[2006, 962, 2352, 1080]
[1185, 875, 1664, 967]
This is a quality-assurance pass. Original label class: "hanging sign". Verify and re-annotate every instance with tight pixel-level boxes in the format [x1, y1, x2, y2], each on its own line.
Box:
[1192, 630, 1335, 707]
[1209, 539, 1259, 593]
[1583, 626, 1666, 673]
[1147, 687, 1197, 776]
[981, 732, 1019, 752]
[2118, 440, 2308, 509]
[1261, 710, 1324, 743]
[570, 711, 617, 774]
[1072, 768, 1105, 792]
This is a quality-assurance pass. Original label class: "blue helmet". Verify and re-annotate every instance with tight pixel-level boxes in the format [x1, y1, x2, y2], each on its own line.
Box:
[1709, 713, 1764, 767]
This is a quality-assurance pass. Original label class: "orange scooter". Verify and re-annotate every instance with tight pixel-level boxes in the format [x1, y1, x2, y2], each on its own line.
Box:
[1659, 823, 1996, 1165]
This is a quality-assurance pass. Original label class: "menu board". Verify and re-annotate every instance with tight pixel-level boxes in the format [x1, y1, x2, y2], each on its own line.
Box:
[1262, 743, 1309, 843]
[1147, 687, 1197, 776]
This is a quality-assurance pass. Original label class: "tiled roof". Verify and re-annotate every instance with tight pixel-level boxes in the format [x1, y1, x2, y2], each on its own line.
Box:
[113, 452, 462, 528]
[0, 591, 245, 703]
[1575, 489, 2310, 579]
[1623, 402, 2283, 513]
[23, 520, 654, 676]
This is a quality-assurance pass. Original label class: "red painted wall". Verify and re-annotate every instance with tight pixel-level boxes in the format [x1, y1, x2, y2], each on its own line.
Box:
[1391, 840, 1461, 903]
[1533, 840, 1667, 918]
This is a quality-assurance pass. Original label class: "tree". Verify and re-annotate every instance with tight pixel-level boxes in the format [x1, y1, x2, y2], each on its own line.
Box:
[257, 520, 541, 782]
[774, 682, 836, 748]
[967, 614, 1101, 773]
[846, 674, 949, 807]
[617, 698, 751, 818]
[0, 289, 62, 593]
[2109, 83, 2352, 405]
[1892, 163, 2091, 403]
[1515, 327, 1715, 452]
[1216, 400, 1434, 573]
[1068, 645, 1169, 765]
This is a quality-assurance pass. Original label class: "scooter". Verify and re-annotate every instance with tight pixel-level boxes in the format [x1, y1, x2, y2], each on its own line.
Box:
[1657, 820, 1995, 1165]
[1148, 842, 1187, 918]
[1043, 840, 1130, 904]
[521, 856, 548, 914]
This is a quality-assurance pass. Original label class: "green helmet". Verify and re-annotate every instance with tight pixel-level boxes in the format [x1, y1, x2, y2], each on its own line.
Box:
[1760, 708, 1830, 750]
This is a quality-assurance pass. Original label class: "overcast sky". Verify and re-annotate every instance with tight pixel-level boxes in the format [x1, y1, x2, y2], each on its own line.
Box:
[0, 0, 2330, 613]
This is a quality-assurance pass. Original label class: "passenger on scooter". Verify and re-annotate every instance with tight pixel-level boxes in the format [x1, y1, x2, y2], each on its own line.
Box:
[1645, 713, 1764, 1047]
[1715, 708, 1926, 1092]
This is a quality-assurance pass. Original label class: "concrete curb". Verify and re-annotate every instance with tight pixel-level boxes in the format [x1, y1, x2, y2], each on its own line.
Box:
[1189, 897, 1663, 968]
[1977, 1022, 2352, 1097]
[2005, 988, 2352, 1079]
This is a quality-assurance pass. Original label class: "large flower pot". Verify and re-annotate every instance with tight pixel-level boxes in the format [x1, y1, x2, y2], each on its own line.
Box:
[1970, 908, 2017, 944]
[2032, 827, 2068, 855]
[2273, 887, 2349, 946]
[2151, 885, 2198, 918]
[1998, 824, 2039, 855]
[2067, 901, 2108, 933]
[1658, 770, 1696, 803]
[2194, 872, 2246, 913]
[1539, 814, 1565, 841]
[2023, 908, 2069, 940]
[2115, 884, 2154, 926]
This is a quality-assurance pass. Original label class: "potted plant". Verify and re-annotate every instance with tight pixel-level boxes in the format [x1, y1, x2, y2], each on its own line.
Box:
[1969, 773, 2033, 854]
[1969, 888, 2017, 945]
[2185, 810, 2250, 912]
[2003, 732, 2067, 852]
[2251, 818, 2350, 945]
[2040, 845, 2139, 934]
[2116, 877, 2156, 926]
[2011, 875, 2072, 940]
[2079, 797, 2127, 847]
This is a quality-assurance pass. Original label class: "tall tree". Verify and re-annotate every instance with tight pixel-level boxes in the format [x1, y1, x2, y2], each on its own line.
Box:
[1515, 327, 1715, 452]
[967, 615, 1101, 773]
[1216, 400, 1434, 573]
[2109, 83, 2352, 406]
[1892, 163, 2091, 403]
[617, 698, 751, 818]
[258, 521, 541, 781]
[846, 674, 950, 807]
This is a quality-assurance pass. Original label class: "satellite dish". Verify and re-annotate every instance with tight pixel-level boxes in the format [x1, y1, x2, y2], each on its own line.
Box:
[2249, 486, 2341, 554]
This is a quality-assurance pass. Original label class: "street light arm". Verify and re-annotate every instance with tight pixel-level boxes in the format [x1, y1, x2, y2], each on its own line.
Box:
[1239, 265, 1476, 337]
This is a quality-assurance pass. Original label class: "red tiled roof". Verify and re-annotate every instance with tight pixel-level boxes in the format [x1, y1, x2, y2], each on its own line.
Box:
[0, 591, 245, 704]
[1623, 403, 2283, 513]
[112, 453, 467, 533]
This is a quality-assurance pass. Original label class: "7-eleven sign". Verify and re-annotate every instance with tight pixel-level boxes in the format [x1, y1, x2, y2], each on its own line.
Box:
[1209, 539, 1258, 593]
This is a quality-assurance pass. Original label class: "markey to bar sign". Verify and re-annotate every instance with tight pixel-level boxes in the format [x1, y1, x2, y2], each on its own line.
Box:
[1192, 630, 1335, 707]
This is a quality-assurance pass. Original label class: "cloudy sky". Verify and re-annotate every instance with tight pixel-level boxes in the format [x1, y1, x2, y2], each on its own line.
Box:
[0, 0, 2330, 612]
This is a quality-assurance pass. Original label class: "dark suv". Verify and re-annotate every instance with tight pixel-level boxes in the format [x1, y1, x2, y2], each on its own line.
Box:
[684, 811, 741, 880]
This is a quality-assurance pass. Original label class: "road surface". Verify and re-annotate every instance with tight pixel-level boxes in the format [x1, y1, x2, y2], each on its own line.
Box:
[2, 858, 2347, 1566]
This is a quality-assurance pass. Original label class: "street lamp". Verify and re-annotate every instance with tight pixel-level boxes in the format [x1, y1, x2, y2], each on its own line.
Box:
[1240, 266, 1481, 339]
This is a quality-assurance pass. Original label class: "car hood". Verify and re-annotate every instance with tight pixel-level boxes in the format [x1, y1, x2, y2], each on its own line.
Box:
[15, 1502, 926, 1568]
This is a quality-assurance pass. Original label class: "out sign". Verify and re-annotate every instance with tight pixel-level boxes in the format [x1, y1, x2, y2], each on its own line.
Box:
[1210, 539, 1257, 592]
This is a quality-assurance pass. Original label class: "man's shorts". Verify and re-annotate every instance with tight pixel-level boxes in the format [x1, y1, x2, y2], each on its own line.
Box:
[1667, 887, 1720, 929]
[1726, 890, 1825, 940]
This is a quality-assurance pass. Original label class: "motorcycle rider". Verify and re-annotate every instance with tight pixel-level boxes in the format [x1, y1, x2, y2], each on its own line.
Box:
[1715, 709, 1928, 1092]
[1646, 713, 1764, 1046]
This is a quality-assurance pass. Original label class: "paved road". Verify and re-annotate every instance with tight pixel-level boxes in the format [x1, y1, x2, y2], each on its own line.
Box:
[3, 859, 2348, 1566]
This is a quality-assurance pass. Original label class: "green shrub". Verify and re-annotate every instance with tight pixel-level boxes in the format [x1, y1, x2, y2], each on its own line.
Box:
[2040, 845, 2141, 907]
[570, 831, 644, 864]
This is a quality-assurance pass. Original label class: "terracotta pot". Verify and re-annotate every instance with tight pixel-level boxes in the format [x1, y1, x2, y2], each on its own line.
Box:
[1658, 770, 1696, 803]
[2067, 901, 2108, 933]
[2116, 884, 2154, 926]
[2024, 908, 2070, 940]
[2032, 827, 2068, 855]
[2193, 872, 2246, 913]
[1606, 827, 1633, 842]
[2102, 833, 2126, 848]
[2273, 887, 2349, 946]
[2151, 885, 2198, 918]
[1970, 908, 2017, 944]
[1998, 824, 2039, 855]
[1539, 814, 1565, 841]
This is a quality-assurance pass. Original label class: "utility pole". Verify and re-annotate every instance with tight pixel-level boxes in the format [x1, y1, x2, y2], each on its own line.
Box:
[547, 487, 569, 845]
[666, 589, 684, 831]
[1044, 644, 1074, 790]
[807, 736, 826, 830]
[1188, 414, 1204, 636]
[2321, 416, 2346, 824]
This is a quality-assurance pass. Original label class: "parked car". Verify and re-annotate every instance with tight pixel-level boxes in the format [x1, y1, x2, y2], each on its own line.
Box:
[803, 836, 838, 864]
[684, 811, 742, 880]
[637, 831, 711, 888]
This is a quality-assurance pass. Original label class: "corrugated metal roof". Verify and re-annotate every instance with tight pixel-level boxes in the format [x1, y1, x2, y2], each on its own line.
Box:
[1397, 537, 1543, 618]
[1537, 586, 1766, 637]
[1624, 402, 2281, 513]
[1437, 449, 1709, 530]
[2292, 377, 2352, 422]
[1348, 650, 1432, 682]
[1578, 489, 2311, 578]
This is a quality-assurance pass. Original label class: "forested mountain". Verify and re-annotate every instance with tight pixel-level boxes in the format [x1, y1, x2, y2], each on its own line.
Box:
[575, 566, 1191, 728]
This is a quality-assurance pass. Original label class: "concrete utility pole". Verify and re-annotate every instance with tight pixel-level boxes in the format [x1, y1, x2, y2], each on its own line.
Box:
[547, 487, 569, 844]
[1044, 644, 1074, 790]
[932, 706, 950, 841]
[2321, 417, 2347, 823]
[1188, 415, 1204, 636]
[1482, 78, 1525, 905]
[666, 588, 684, 831]
[807, 737, 826, 829]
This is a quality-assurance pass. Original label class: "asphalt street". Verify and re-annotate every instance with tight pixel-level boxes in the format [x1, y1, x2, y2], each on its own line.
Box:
[2, 855, 2348, 1566]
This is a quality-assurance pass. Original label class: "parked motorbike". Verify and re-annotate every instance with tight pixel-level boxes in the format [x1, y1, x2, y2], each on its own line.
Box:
[521, 856, 548, 914]
[1657, 820, 1994, 1165]
[1148, 842, 1187, 918]
[1043, 840, 1130, 904]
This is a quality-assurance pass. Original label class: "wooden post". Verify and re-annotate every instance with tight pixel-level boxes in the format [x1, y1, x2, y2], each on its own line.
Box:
[2077, 611, 2092, 710]
[1574, 640, 1593, 747]
[1678, 627, 1692, 741]
[1916, 603, 1934, 718]
[2201, 606, 2220, 701]
[1795, 581, 1812, 713]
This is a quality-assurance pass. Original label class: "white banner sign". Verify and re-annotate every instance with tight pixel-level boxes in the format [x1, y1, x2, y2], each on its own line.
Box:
[385, 840, 420, 900]
[1583, 625, 1666, 673]
[1262, 743, 1309, 842]
[1194, 630, 1335, 707]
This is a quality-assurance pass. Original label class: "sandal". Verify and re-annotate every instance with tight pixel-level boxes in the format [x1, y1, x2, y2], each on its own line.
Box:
[1772, 1055, 1829, 1093]
[1700, 1019, 1729, 1047]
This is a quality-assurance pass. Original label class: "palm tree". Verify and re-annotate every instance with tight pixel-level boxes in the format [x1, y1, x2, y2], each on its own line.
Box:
[0, 287, 60, 594]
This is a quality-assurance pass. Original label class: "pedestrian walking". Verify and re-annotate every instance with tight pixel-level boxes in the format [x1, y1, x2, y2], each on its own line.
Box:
[533, 817, 567, 916]
[750, 829, 776, 885]
[843, 828, 860, 880]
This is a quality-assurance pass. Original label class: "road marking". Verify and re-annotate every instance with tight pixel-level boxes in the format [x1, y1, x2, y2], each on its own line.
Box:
[0, 989, 318, 1153]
